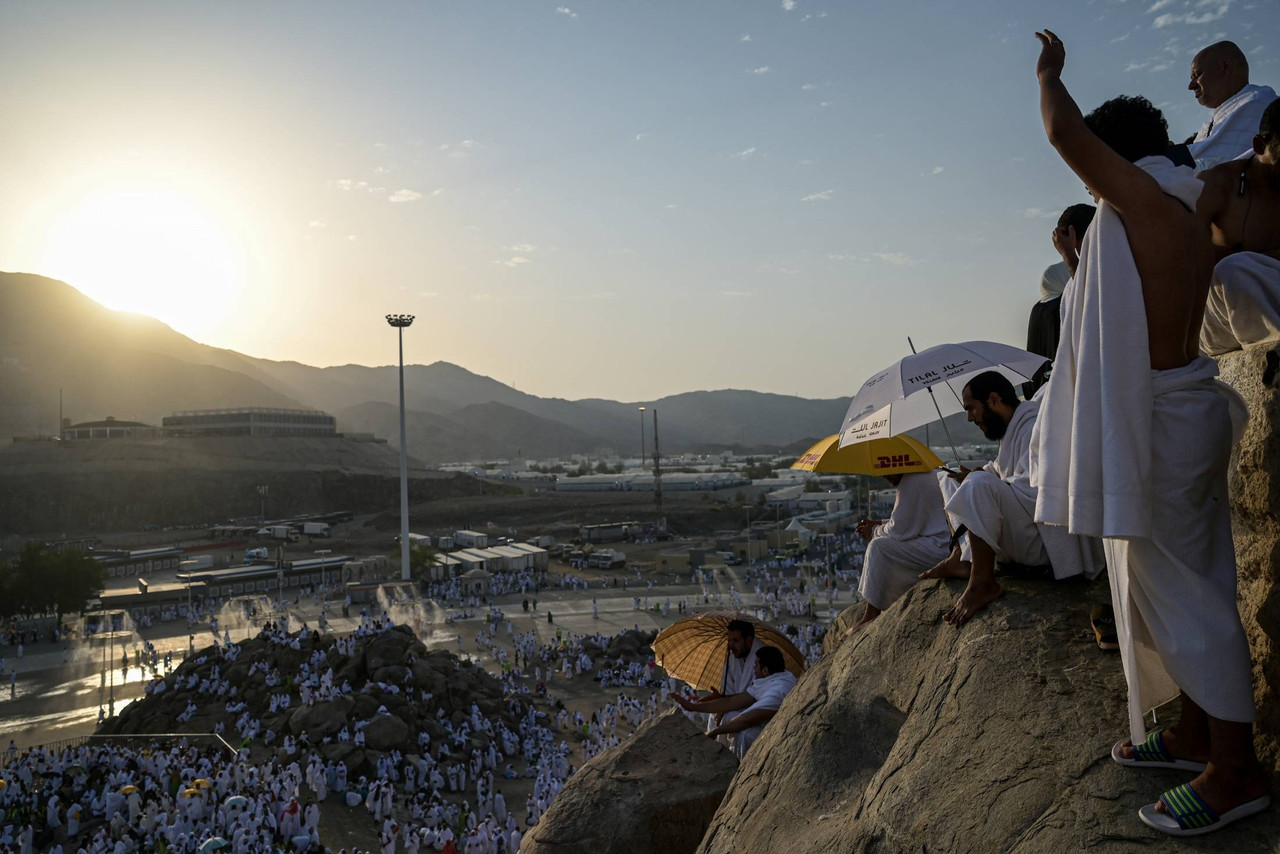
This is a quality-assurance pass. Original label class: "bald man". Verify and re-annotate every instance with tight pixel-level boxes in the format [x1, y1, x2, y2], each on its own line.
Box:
[1187, 40, 1277, 171]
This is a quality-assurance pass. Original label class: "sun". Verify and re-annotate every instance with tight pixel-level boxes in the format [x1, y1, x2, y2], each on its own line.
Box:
[36, 186, 248, 339]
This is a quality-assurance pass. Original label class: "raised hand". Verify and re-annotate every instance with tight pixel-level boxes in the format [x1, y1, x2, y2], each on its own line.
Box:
[1035, 30, 1066, 82]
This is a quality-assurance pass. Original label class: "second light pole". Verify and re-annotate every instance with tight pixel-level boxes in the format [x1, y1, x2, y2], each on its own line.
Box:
[387, 313, 415, 582]
[637, 406, 646, 468]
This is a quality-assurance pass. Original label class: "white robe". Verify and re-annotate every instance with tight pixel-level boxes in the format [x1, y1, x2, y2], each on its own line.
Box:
[858, 472, 951, 610]
[1200, 251, 1280, 356]
[1031, 155, 1254, 741]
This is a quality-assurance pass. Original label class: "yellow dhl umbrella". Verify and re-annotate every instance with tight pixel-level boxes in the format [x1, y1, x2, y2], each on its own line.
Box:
[118, 785, 139, 795]
[791, 434, 943, 476]
[192, 778, 213, 789]
[182, 788, 201, 798]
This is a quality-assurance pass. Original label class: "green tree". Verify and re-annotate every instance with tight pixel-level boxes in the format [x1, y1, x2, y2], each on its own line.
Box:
[1, 542, 104, 620]
[595, 460, 612, 474]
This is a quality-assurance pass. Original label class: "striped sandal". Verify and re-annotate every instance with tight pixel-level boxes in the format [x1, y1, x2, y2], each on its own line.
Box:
[1138, 782, 1271, 836]
[1111, 731, 1206, 773]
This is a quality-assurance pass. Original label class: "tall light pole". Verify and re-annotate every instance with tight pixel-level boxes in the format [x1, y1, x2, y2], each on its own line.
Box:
[637, 406, 646, 469]
[387, 314, 415, 582]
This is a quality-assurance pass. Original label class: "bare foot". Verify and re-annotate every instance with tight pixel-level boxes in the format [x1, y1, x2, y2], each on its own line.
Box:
[919, 548, 971, 580]
[943, 578, 1003, 626]
[833, 608, 877, 647]
[1154, 765, 1270, 818]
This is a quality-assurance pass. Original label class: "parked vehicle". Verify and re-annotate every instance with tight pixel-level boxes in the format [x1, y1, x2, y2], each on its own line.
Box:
[302, 522, 331, 537]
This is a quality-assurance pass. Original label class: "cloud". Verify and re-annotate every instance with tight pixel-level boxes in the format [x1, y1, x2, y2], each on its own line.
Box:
[495, 256, 531, 268]
[308, 221, 326, 229]
[931, 166, 944, 175]
[741, 34, 752, 42]
[801, 83, 818, 90]
[555, 6, 578, 18]
[731, 147, 758, 160]
[665, 203, 679, 209]
[801, 189, 834, 202]
[1019, 207, 1060, 219]
[1150, 61, 1173, 72]
[345, 234, 358, 242]
[826, 253, 860, 261]
[634, 132, 651, 142]
[506, 242, 537, 252]
[1125, 60, 1149, 71]
[720, 289, 752, 298]
[1147, 0, 1176, 11]
[782, 0, 796, 9]
[1153, 1, 1231, 27]
[872, 252, 922, 266]
[388, 189, 423, 203]
[750, 66, 771, 74]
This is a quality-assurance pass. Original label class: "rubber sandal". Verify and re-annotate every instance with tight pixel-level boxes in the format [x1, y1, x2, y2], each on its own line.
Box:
[1090, 604, 1119, 651]
[1111, 731, 1206, 773]
[1138, 783, 1271, 836]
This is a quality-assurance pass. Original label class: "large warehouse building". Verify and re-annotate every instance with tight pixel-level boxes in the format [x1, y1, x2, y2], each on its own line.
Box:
[162, 407, 337, 437]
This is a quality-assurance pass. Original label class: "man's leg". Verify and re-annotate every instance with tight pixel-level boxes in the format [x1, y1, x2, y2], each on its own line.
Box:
[919, 544, 970, 580]
[943, 534, 1002, 626]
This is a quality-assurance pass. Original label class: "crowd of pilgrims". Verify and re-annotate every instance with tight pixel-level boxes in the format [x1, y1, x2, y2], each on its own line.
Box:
[0, 535, 859, 854]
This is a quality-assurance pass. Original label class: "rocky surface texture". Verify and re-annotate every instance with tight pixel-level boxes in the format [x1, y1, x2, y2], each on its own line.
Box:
[101, 624, 520, 779]
[1219, 345, 1280, 768]
[697, 578, 1280, 853]
[522, 708, 737, 854]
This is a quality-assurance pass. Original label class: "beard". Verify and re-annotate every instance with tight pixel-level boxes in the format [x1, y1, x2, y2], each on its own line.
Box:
[979, 407, 1008, 440]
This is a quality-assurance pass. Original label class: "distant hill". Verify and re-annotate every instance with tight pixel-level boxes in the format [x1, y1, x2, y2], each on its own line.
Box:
[0, 272, 984, 461]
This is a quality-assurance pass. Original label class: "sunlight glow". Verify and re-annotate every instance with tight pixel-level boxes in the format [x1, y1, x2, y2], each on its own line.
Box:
[36, 186, 248, 338]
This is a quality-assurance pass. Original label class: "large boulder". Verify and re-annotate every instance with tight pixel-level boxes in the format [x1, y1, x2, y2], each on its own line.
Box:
[362, 713, 410, 752]
[1218, 345, 1280, 767]
[697, 579, 1280, 853]
[289, 697, 353, 738]
[522, 708, 737, 854]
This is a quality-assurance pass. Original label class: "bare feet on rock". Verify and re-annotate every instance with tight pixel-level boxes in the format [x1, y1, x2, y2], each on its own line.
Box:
[919, 548, 971, 580]
[943, 578, 1003, 626]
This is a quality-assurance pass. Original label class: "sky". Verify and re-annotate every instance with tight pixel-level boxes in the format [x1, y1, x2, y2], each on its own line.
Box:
[1, 0, 1276, 402]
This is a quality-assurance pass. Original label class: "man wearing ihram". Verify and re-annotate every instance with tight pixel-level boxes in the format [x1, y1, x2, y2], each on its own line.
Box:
[1030, 29, 1269, 836]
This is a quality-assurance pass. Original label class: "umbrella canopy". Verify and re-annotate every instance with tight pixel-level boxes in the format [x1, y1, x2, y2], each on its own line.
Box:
[182, 788, 201, 798]
[651, 611, 805, 692]
[192, 778, 213, 788]
[792, 434, 943, 476]
[223, 795, 249, 809]
[118, 785, 139, 795]
[0, 780, 7, 789]
[199, 838, 230, 852]
[838, 341, 1047, 449]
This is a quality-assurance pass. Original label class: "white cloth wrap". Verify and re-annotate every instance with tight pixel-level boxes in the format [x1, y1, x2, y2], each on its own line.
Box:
[732, 670, 798, 758]
[1200, 251, 1280, 355]
[709, 637, 764, 744]
[858, 472, 951, 609]
[1189, 83, 1279, 172]
[1032, 156, 1204, 540]
[946, 471, 1048, 567]
[1105, 358, 1256, 742]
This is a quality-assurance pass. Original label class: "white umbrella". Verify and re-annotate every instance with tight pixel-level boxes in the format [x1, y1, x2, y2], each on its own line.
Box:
[838, 340, 1048, 456]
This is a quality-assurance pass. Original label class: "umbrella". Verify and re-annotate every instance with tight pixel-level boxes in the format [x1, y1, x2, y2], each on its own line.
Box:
[192, 778, 213, 789]
[0, 780, 7, 790]
[223, 795, 249, 809]
[838, 340, 1048, 457]
[199, 838, 230, 852]
[792, 434, 943, 476]
[652, 611, 805, 693]
[182, 788, 201, 798]
[119, 785, 139, 795]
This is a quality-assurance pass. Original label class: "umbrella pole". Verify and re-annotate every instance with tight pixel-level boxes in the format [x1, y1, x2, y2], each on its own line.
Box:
[908, 337, 962, 463]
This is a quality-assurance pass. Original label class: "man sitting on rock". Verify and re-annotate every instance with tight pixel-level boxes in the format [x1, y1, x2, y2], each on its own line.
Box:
[694, 619, 763, 748]
[919, 371, 1050, 625]
[1198, 98, 1280, 355]
[845, 471, 952, 634]
[669, 645, 796, 758]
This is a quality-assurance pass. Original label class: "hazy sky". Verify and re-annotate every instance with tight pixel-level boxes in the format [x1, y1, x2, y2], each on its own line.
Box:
[2, 1, 1275, 401]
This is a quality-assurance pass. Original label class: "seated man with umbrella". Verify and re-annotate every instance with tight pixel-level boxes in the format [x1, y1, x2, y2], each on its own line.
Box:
[668, 645, 797, 758]
[920, 370, 1053, 624]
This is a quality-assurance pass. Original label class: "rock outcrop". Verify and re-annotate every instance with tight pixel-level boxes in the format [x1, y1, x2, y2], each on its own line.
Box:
[697, 579, 1280, 853]
[522, 708, 737, 854]
[1218, 345, 1280, 768]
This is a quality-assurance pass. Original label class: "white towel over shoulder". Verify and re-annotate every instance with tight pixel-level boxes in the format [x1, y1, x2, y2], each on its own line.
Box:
[1031, 156, 1204, 539]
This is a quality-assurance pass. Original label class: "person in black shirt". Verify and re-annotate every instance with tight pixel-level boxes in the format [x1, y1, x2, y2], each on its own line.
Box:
[1024, 203, 1096, 397]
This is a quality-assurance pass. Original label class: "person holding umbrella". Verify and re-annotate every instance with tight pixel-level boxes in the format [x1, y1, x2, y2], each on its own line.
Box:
[669, 645, 796, 758]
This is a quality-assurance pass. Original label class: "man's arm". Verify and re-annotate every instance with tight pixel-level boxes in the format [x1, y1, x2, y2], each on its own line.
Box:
[669, 691, 754, 714]
[706, 707, 777, 738]
[1035, 31, 1171, 218]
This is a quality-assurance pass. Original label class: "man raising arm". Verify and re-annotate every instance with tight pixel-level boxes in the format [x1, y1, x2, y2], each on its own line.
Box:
[1031, 30, 1268, 836]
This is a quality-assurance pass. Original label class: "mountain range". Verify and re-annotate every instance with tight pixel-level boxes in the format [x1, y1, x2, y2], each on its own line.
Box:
[0, 272, 982, 462]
